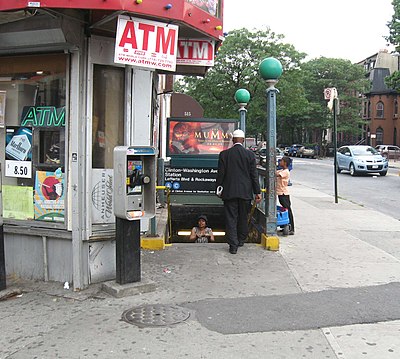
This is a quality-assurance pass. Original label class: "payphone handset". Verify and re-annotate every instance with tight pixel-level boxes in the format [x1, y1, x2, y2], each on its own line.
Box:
[114, 146, 156, 220]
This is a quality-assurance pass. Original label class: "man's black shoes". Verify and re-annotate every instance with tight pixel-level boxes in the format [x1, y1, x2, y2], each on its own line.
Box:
[238, 242, 244, 247]
[229, 246, 237, 254]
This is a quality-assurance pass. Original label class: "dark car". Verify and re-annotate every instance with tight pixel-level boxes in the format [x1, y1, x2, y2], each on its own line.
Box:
[288, 144, 303, 157]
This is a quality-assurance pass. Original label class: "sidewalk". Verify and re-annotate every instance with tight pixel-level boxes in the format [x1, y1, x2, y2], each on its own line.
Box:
[2, 183, 400, 358]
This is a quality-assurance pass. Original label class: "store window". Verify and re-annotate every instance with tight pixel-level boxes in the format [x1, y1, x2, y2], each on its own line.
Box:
[92, 65, 124, 169]
[90, 65, 124, 225]
[0, 54, 67, 222]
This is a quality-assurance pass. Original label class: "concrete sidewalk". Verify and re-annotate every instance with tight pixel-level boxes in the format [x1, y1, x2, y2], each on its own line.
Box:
[1, 183, 400, 358]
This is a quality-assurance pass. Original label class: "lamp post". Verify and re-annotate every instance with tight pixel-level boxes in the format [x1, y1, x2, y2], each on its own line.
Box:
[259, 57, 283, 239]
[234, 89, 250, 138]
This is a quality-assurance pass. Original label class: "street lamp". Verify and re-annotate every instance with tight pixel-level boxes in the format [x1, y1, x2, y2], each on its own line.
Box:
[234, 88, 250, 136]
[259, 57, 283, 240]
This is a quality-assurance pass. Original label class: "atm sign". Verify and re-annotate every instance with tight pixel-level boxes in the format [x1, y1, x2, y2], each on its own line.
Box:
[177, 39, 215, 66]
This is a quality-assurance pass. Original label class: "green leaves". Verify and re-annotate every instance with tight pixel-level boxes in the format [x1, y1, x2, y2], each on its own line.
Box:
[175, 28, 368, 144]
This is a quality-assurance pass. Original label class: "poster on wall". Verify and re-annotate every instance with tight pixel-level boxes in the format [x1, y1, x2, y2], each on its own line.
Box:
[91, 169, 114, 224]
[34, 169, 65, 222]
[168, 120, 235, 156]
[5, 126, 33, 178]
[2, 185, 34, 220]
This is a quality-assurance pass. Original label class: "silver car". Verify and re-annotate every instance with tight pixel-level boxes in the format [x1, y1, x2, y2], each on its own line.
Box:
[336, 145, 388, 176]
[258, 147, 284, 167]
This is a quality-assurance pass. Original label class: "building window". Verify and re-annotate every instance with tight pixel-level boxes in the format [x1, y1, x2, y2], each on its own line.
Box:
[367, 101, 371, 118]
[394, 100, 398, 118]
[376, 127, 384, 145]
[376, 101, 384, 118]
[0, 54, 67, 222]
[394, 128, 397, 145]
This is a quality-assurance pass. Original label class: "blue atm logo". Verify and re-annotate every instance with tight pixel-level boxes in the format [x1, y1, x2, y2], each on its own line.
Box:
[21, 106, 65, 127]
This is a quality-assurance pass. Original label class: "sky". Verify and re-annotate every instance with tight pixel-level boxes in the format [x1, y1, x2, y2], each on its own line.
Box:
[223, 0, 395, 63]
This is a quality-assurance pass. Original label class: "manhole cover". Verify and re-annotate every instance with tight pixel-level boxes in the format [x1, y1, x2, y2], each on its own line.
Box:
[122, 304, 190, 327]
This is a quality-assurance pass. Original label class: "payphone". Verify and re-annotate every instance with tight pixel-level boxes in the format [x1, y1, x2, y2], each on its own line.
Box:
[114, 146, 156, 221]
[113, 146, 156, 284]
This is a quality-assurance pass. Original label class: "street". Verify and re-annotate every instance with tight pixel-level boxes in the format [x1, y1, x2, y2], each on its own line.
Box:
[2, 158, 400, 359]
[290, 157, 400, 220]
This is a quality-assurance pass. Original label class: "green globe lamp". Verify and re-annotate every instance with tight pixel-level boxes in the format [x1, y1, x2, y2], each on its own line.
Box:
[234, 89, 250, 136]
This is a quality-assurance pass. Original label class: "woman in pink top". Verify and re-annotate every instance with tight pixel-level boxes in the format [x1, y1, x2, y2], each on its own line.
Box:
[276, 156, 295, 235]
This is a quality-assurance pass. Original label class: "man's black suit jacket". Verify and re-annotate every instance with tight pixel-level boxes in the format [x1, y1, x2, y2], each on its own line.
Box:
[216, 143, 261, 201]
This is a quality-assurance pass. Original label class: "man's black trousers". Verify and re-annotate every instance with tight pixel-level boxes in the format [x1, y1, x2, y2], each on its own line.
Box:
[223, 198, 251, 248]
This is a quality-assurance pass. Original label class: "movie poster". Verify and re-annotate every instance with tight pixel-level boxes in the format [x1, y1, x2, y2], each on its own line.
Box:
[168, 120, 235, 156]
[34, 170, 65, 222]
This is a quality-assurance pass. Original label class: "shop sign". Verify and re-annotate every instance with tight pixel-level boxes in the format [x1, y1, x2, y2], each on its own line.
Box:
[20, 106, 65, 127]
[177, 39, 215, 66]
[114, 15, 179, 72]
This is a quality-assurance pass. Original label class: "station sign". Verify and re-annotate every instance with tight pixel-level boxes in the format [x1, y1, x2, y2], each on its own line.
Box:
[164, 167, 217, 194]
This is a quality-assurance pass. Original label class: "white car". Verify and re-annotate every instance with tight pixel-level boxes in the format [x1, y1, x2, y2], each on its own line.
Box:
[336, 145, 388, 176]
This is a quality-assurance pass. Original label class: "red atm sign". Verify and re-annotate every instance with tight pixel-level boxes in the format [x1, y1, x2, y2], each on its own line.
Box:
[114, 15, 179, 71]
[177, 39, 215, 66]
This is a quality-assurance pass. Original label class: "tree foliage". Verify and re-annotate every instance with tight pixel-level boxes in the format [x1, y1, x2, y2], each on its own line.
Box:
[385, 0, 400, 90]
[301, 58, 369, 141]
[175, 27, 308, 141]
[175, 28, 368, 145]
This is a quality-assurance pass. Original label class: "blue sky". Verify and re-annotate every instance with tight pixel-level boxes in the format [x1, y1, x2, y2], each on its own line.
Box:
[223, 0, 394, 63]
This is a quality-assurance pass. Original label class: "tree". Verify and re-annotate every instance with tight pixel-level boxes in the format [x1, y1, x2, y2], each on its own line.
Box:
[301, 58, 369, 149]
[175, 27, 309, 141]
[384, 0, 400, 90]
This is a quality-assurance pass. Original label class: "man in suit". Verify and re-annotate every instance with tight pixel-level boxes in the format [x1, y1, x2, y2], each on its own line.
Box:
[216, 129, 262, 254]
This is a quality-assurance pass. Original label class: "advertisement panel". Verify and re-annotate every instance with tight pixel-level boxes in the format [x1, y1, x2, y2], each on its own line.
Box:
[91, 169, 114, 224]
[34, 170, 65, 222]
[167, 119, 235, 156]
[5, 127, 33, 179]
[114, 15, 179, 72]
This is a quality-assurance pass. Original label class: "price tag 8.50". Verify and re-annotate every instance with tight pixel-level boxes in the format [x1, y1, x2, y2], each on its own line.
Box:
[5, 160, 32, 178]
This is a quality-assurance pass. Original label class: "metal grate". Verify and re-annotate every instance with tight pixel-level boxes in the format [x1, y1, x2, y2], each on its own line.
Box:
[122, 304, 190, 327]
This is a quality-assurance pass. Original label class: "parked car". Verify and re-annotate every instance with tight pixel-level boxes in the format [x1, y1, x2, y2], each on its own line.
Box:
[288, 144, 303, 157]
[258, 147, 284, 167]
[375, 144, 400, 159]
[297, 146, 315, 158]
[336, 145, 388, 176]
